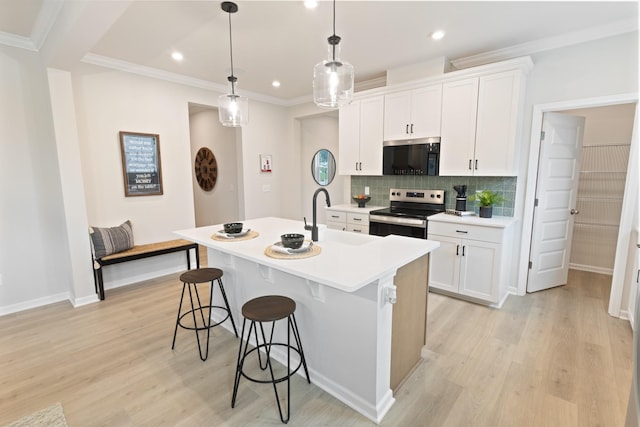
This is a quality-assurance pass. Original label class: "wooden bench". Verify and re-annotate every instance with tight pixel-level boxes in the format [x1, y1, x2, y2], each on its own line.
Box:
[92, 239, 199, 300]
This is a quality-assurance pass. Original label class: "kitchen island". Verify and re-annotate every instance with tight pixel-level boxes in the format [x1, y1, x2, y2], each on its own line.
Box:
[174, 217, 439, 423]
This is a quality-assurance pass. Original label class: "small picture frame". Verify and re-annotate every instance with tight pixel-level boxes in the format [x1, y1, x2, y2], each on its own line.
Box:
[260, 154, 272, 173]
[119, 131, 163, 197]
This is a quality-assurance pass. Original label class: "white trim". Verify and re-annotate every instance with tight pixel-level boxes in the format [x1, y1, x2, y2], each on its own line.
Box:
[31, 0, 63, 51]
[0, 292, 71, 316]
[0, 31, 36, 51]
[569, 263, 613, 276]
[81, 53, 290, 106]
[519, 93, 639, 318]
[451, 18, 639, 69]
[72, 294, 100, 307]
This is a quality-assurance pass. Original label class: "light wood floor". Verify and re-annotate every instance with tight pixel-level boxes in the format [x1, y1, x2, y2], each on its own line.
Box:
[0, 268, 632, 426]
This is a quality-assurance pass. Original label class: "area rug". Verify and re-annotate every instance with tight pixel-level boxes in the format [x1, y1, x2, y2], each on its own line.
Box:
[5, 403, 68, 427]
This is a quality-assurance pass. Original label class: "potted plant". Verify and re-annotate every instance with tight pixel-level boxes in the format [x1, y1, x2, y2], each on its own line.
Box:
[468, 190, 505, 218]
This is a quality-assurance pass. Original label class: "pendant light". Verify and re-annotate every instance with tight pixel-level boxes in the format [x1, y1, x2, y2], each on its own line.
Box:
[219, 1, 248, 127]
[313, 0, 354, 108]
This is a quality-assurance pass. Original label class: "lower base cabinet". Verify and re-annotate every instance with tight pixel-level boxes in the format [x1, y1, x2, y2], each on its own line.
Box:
[427, 215, 516, 307]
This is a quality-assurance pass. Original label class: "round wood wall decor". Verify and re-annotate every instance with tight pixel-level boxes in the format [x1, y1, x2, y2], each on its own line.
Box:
[194, 147, 218, 191]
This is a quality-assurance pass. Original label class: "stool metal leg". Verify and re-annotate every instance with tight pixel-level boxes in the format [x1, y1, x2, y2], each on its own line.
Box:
[232, 318, 250, 408]
[187, 282, 213, 361]
[290, 313, 310, 383]
[217, 278, 238, 337]
[171, 282, 188, 350]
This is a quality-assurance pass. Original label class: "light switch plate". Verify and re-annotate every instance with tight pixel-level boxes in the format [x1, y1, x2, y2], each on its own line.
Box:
[365, 186, 370, 195]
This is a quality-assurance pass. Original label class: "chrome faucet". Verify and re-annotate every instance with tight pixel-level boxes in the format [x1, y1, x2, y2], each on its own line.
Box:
[305, 188, 331, 242]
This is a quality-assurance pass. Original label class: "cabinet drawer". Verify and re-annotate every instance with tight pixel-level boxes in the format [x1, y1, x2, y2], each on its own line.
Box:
[428, 221, 504, 243]
[326, 211, 347, 223]
[327, 220, 346, 231]
[347, 212, 369, 225]
[347, 224, 369, 234]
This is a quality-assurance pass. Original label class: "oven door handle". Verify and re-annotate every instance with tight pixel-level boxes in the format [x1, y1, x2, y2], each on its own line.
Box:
[369, 216, 426, 228]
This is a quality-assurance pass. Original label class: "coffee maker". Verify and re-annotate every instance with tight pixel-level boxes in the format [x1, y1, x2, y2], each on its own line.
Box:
[454, 185, 467, 211]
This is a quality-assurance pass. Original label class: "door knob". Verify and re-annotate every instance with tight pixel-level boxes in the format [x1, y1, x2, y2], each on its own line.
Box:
[570, 209, 580, 215]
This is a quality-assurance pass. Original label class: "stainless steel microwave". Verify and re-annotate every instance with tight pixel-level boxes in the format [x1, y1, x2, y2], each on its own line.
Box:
[382, 137, 440, 176]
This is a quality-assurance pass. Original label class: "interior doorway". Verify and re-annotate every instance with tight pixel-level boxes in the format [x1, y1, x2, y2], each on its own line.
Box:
[520, 93, 638, 319]
[188, 103, 241, 227]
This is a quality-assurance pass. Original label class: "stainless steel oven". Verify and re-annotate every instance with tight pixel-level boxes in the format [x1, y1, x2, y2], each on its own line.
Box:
[369, 188, 445, 239]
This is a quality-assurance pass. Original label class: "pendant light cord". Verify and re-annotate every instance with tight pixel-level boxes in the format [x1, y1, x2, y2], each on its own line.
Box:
[331, 0, 336, 61]
[227, 11, 236, 95]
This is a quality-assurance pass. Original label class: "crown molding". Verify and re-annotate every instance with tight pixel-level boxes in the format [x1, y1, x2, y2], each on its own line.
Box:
[0, 31, 37, 51]
[81, 53, 289, 106]
[451, 18, 638, 70]
[31, 0, 63, 51]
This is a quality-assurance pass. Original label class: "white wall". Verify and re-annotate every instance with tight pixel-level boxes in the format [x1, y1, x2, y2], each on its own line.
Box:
[188, 107, 240, 227]
[299, 115, 346, 225]
[513, 32, 638, 295]
[0, 45, 73, 312]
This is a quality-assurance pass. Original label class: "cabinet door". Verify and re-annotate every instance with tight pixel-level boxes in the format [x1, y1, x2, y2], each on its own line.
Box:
[474, 70, 521, 176]
[338, 101, 361, 175]
[458, 239, 500, 303]
[411, 84, 442, 138]
[358, 96, 384, 175]
[383, 91, 412, 141]
[428, 235, 459, 293]
[439, 78, 479, 176]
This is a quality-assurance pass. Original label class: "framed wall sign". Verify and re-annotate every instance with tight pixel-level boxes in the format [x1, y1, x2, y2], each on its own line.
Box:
[260, 154, 272, 173]
[119, 131, 164, 197]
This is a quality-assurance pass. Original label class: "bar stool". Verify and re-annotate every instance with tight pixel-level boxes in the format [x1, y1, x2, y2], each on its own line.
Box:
[171, 268, 238, 361]
[231, 295, 310, 423]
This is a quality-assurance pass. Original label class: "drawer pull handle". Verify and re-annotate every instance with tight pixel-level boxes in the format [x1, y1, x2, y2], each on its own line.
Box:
[353, 217, 362, 221]
[456, 230, 468, 234]
[462, 246, 466, 256]
[353, 229, 361, 233]
[456, 245, 459, 256]
[331, 215, 340, 219]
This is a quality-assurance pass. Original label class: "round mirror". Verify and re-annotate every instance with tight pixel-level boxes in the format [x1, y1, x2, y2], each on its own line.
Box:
[311, 149, 336, 186]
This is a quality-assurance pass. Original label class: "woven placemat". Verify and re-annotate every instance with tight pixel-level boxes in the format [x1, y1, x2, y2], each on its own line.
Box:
[264, 243, 322, 259]
[211, 230, 260, 242]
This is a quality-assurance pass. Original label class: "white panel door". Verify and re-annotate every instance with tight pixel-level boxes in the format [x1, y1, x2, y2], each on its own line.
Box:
[528, 112, 585, 293]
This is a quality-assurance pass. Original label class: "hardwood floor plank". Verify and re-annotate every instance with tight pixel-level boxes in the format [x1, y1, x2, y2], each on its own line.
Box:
[0, 269, 633, 426]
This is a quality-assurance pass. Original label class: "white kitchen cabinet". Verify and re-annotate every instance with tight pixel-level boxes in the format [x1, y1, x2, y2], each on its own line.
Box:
[326, 204, 383, 234]
[428, 214, 516, 307]
[383, 85, 442, 141]
[440, 70, 524, 176]
[338, 96, 384, 175]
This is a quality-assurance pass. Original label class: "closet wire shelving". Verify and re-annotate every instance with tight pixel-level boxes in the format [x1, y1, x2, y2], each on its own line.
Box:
[571, 144, 630, 271]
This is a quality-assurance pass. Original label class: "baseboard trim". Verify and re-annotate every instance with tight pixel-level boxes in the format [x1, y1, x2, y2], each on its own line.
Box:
[569, 263, 613, 275]
[0, 292, 71, 316]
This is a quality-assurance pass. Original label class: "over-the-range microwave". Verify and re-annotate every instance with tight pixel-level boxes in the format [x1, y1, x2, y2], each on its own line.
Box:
[382, 137, 440, 176]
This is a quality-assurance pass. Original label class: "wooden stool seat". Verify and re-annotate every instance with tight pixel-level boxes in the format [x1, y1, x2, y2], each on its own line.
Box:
[171, 267, 238, 361]
[242, 295, 295, 322]
[179, 267, 222, 284]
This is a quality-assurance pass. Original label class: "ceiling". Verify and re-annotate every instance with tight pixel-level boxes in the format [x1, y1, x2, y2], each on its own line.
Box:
[1, 1, 637, 105]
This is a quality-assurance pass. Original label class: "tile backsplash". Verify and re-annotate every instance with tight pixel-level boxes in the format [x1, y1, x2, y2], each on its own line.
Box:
[351, 175, 516, 217]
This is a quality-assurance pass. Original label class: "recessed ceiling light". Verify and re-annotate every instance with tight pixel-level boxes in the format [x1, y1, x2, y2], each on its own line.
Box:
[304, 0, 318, 9]
[272, 80, 281, 88]
[431, 30, 445, 40]
[171, 51, 184, 61]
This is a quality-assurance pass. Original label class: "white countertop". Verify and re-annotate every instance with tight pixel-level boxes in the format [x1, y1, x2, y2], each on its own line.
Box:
[326, 204, 386, 213]
[428, 212, 518, 228]
[174, 217, 439, 293]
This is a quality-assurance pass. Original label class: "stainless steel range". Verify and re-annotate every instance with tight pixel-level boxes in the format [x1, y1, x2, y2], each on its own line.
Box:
[369, 188, 445, 239]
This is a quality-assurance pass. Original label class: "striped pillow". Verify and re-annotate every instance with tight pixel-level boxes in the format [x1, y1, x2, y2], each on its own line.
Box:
[90, 220, 134, 259]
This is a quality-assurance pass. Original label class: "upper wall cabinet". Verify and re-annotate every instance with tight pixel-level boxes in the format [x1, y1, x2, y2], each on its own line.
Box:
[440, 69, 525, 176]
[383, 85, 442, 141]
[338, 96, 384, 175]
